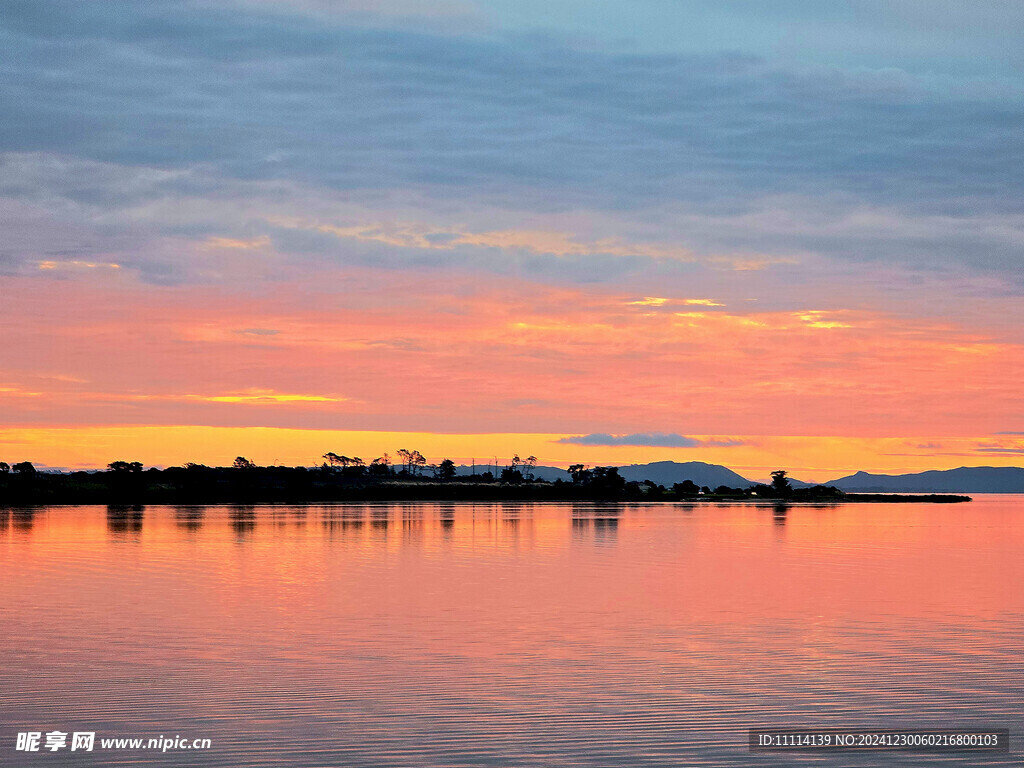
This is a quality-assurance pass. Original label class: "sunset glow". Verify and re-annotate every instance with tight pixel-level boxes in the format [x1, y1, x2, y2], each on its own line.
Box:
[2, 1, 1023, 477]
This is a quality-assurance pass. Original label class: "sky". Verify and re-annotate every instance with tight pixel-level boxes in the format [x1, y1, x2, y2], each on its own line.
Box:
[2, 0, 1023, 481]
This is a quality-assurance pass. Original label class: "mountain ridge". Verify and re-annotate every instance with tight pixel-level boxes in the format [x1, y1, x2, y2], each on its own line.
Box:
[827, 466, 1024, 493]
[456, 461, 1024, 492]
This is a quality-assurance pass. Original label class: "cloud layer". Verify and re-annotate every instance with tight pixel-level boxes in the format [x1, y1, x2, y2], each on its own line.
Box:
[2, 0, 1024, 288]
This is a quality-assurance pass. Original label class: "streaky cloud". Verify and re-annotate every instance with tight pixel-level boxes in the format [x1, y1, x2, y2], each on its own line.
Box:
[557, 433, 744, 448]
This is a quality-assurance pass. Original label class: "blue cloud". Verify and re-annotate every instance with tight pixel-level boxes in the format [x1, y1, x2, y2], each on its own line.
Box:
[2, 1, 1022, 210]
[2, 1, 1024, 288]
[557, 433, 744, 448]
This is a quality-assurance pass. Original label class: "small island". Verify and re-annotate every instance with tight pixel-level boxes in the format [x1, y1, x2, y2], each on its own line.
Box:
[0, 456, 971, 505]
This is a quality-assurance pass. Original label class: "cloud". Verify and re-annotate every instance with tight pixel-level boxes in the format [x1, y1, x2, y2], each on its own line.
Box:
[2, 1, 1022, 214]
[220, 0, 473, 20]
[80, 389, 349, 405]
[233, 328, 282, 336]
[556, 433, 744, 448]
[973, 439, 1024, 455]
[1, 0, 1024, 290]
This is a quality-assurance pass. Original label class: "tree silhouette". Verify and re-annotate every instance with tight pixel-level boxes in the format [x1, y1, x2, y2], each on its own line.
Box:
[524, 455, 537, 481]
[233, 456, 256, 469]
[568, 464, 590, 484]
[0, 461, 9, 474]
[336, 456, 365, 477]
[589, 466, 625, 493]
[396, 449, 426, 476]
[500, 465, 524, 483]
[438, 458, 456, 482]
[108, 460, 143, 473]
[396, 448, 413, 473]
[770, 470, 792, 495]
[411, 451, 425, 475]
[12, 461, 35, 475]
[369, 454, 392, 477]
[673, 479, 699, 495]
[323, 452, 342, 468]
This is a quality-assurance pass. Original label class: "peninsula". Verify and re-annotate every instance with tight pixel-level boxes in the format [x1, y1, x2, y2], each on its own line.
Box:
[0, 458, 971, 505]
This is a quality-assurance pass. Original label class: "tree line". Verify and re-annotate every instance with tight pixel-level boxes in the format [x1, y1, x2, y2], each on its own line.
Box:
[1, 454, 851, 504]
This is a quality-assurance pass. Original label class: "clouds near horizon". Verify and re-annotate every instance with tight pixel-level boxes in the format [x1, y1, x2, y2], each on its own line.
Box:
[557, 433, 745, 448]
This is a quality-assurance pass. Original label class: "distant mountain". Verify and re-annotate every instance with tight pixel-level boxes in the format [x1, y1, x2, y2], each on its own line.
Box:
[455, 461, 753, 487]
[454, 459, 1024, 492]
[828, 466, 1024, 493]
[616, 461, 752, 488]
[454, 464, 568, 482]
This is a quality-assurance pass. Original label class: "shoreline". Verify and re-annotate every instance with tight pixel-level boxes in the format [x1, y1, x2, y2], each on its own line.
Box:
[0, 485, 972, 506]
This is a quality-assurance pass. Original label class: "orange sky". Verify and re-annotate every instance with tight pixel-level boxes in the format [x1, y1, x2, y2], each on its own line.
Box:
[3, 0, 1024, 483]
[2, 265, 1023, 481]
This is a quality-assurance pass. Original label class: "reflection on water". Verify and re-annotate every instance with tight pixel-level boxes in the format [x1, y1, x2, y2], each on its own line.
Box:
[402, 503, 424, 542]
[572, 504, 620, 545]
[438, 504, 455, 535]
[106, 504, 144, 538]
[370, 505, 389, 531]
[772, 501, 790, 525]
[228, 505, 256, 537]
[1, 500, 1023, 767]
[11, 507, 37, 533]
[174, 505, 205, 532]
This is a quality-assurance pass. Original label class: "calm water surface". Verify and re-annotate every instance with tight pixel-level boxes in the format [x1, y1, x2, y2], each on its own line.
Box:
[1, 499, 1022, 766]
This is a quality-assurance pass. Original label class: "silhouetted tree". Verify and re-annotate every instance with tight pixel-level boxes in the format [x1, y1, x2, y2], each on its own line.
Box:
[524, 455, 537, 481]
[12, 461, 35, 475]
[673, 480, 700, 495]
[391, 450, 423, 475]
[408, 450, 426, 476]
[568, 464, 590, 484]
[340, 456, 366, 477]
[396, 448, 412, 473]
[0, 461, 9, 474]
[770, 469, 792, 496]
[500, 466, 524, 483]
[589, 466, 625, 493]
[369, 454, 392, 477]
[233, 456, 256, 469]
[438, 458, 457, 482]
[108, 460, 143, 473]
[323, 452, 342, 468]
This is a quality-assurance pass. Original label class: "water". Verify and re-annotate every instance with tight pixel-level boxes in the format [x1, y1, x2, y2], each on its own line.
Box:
[1, 499, 1021, 766]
